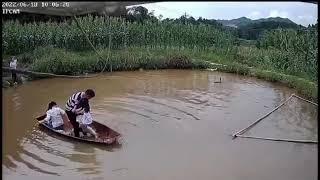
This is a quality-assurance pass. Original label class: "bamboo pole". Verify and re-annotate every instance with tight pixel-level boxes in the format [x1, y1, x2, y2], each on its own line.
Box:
[236, 134, 318, 144]
[2, 67, 98, 78]
[292, 94, 318, 106]
[232, 94, 294, 138]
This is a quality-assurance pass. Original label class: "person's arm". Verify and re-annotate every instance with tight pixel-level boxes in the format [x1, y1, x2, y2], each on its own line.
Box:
[59, 108, 68, 120]
[83, 98, 90, 113]
[74, 98, 89, 114]
[71, 103, 78, 113]
[71, 100, 78, 113]
[39, 112, 50, 124]
[71, 93, 83, 113]
[9, 62, 14, 68]
[59, 108, 72, 129]
[58, 107, 66, 115]
[74, 105, 85, 114]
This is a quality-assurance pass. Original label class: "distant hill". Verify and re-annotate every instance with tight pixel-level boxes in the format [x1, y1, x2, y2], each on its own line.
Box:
[239, 21, 303, 40]
[217, 16, 300, 28]
[216, 16, 304, 40]
[217, 17, 252, 27]
[254, 17, 296, 25]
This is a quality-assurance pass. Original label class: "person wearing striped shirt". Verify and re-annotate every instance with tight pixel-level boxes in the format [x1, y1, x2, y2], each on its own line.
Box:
[65, 89, 95, 137]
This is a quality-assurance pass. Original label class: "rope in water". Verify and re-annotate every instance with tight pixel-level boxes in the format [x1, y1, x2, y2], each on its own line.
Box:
[235, 134, 317, 144]
[232, 94, 318, 144]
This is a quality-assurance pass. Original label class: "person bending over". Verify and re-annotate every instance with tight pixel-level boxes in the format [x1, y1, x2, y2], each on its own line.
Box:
[65, 89, 95, 137]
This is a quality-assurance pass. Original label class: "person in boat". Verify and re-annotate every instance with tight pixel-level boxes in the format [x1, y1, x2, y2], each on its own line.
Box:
[39, 101, 70, 131]
[74, 97, 98, 139]
[65, 89, 95, 137]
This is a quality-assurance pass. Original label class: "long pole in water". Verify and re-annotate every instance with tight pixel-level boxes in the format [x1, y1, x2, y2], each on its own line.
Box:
[232, 94, 294, 138]
[292, 94, 318, 106]
[236, 134, 318, 144]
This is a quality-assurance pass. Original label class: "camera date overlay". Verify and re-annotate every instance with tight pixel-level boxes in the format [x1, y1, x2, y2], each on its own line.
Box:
[2, 2, 70, 14]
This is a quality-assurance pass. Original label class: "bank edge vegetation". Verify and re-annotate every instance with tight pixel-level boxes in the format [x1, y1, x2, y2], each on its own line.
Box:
[2, 15, 318, 101]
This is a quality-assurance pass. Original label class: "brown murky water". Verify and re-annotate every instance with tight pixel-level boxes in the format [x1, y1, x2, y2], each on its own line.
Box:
[3, 70, 318, 180]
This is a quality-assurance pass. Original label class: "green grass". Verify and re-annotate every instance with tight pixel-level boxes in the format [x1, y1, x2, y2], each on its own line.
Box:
[16, 46, 210, 75]
[3, 46, 317, 102]
[251, 69, 318, 102]
[2, 15, 317, 100]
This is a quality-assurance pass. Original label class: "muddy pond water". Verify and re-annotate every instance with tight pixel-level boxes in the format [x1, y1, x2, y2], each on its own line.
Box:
[3, 70, 318, 180]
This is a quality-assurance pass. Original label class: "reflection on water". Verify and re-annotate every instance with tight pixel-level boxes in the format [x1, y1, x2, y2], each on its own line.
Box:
[3, 70, 317, 180]
[4, 124, 122, 178]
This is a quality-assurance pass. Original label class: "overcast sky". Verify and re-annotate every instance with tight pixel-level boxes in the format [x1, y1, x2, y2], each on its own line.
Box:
[129, 2, 318, 27]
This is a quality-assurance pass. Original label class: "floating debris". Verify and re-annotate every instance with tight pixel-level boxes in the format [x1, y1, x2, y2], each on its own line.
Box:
[214, 77, 222, 83]
[112, 168, 128, 172]
[206, 68, 217, 71]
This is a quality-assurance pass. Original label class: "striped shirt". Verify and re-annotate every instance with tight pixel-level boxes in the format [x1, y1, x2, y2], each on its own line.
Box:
[65, 91, 85, 111]
[74, 97, 90, 114]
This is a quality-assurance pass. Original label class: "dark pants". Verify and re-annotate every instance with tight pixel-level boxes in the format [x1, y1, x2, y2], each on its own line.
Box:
[66, 110, 80, 137]
[53, 124, 64, 130]
[12, 72, 17, 83]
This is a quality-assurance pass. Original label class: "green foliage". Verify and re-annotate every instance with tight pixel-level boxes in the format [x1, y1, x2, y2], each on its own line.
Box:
[237, 21, 301, 40]
[2, 14, 317, 100]
[252, 69, 317, 102]
[29, 47, 211, 75]
[256, 28, 318, 82]
[2, 15, 235, 55]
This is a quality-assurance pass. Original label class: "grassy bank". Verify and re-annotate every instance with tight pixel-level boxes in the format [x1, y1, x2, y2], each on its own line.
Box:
[209, 63, 317, 102]
[11, 46, 211, 74]
[3, 17, 317, 82]
[3, 46, 317, 102]
[3, 16, 317, 99]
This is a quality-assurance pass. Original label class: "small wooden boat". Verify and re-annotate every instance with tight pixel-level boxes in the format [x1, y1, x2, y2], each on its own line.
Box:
[36, 114, 122, 145]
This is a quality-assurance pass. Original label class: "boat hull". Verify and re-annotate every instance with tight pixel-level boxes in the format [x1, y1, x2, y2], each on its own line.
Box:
[36, 115, 122, 145]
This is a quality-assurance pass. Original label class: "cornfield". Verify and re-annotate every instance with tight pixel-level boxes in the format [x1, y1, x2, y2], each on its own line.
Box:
[2, 15, 317, 83]
[2, 15, 235, 55]
[255, 28, 318, 82]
